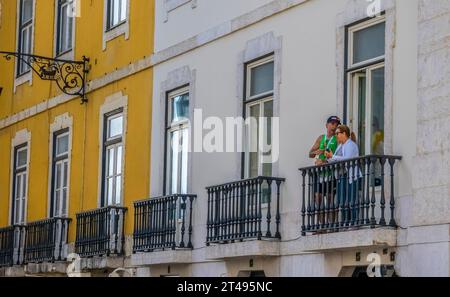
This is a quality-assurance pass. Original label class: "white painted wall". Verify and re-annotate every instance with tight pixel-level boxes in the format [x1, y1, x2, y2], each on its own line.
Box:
[155, 0, 274, 51]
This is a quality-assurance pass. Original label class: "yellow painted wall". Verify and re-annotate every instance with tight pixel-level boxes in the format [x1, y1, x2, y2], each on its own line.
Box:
[0, 0, 154, 242]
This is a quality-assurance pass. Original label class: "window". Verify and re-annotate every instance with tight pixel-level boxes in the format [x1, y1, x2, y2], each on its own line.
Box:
[12, 145, 28, 225]
[244, 56, 274, 179]
[165, 88, 189, 196]
[51, 130, 70, 217]
[56, 0, 74, 55]
[106, 0, 127, 30]
[347, 18, 385, 156]
[17, 0, 34, 76]
[102, 110, 124, 206]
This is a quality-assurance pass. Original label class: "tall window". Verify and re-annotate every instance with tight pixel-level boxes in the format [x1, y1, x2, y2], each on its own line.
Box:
[51, 130, 70, 217]
[165, 88, 189, 196]
[347, 18, 385, 156]
[56, 0, 74, 55]
[17, 0, 34, 76]
[106, 0, 127, 30]
[244, 55, 274, 179]
[12, 145, 28, 225]
[102, 110, 124, 206]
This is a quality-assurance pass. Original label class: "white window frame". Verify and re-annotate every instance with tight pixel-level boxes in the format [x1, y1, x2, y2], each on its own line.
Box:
[97, 92, 128, 208]
[346, 18, 386, 156]
[103, 110, 124, 207]
[12, 145, 28, 225]
[245, 56, 275, 101]
[244, 56, 274, 179]
[102, 0, 130, 50]
[165, 87, 190, 196]
[54, 0, 76, 59]
[14, 0, 36, 91]
[51, 131, 70, 218]
[347, 16, 386, 70]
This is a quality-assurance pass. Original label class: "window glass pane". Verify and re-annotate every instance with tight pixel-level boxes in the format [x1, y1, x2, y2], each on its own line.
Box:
[353, 22, 385, 64]
[107, 178, 114, 206]
[55, 189, 61, 217]
[171, 93, 189, 123]
[370, 67, 385, 155]
[116, 146, 122, 175]
[248, 104, 260, 178]
[112, 0, 119, 26]
[63, 161, 68, 187]
[181, 128, 189, 194]
[262, 100, 273, 177]
[22, 0, 33, 23]
[357, 75, 367, 156]
[250, 61, 274, 97]
[120, 0, 127, 22]
[107, 147, 115, 176]
[56, 163, 62, 188]
[17, 149, 27, 167]
[62, 188, 67, 216]
[56, 134, 69, 156]
[169, 130, 180, 194]
[108, 115, 123, 138]
[115, 176, 121, 204]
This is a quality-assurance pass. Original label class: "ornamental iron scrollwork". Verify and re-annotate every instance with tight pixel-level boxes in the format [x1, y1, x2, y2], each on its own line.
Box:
[0, 51, 90, 104]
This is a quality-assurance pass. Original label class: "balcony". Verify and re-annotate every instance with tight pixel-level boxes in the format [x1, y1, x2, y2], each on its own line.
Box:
[75, 206, 127, 258]
[24, 217, 71, 263]
[299, 155, 402, 238]
[131, 194, 196, 266]
[0, 225, 25, 267]
[205, 176, 285, 259]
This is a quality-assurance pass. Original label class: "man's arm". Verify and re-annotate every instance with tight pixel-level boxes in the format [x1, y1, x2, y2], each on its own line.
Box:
[309, 135, 323, 159]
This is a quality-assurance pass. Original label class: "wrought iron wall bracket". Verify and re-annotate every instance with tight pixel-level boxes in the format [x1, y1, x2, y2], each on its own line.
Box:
[0, 51, 90, 104]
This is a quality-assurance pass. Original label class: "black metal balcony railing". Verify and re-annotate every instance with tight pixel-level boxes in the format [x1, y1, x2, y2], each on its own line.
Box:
[0, 225, 26, 267]
[24, 218, 71, 263]
[133, 194, 196, 253]
[299, 155, 402, 235]
[75, 206, 127, 257]
[206, 176, 285, 244]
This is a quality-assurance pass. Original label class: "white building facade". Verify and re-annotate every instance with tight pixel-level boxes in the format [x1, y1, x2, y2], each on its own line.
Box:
[130, 0, 450, 277]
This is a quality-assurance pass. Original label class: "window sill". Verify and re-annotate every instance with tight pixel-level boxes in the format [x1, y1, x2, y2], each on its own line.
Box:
[55, 49, 74, 61]
[14, 71, 33, 93]
[103, 20, 129, 51]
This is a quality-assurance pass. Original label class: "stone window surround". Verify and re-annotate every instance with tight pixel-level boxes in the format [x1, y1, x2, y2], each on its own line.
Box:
[97, 91, 128, 207]
[53, 0, 76, 61]
[163, 0, 198, 22]
[336, 0, 396, 155]
[152, 66, 196, 197]
[14, 0, 37, 92]
[9, 129, 32, 224]
[236, 31, 283, 180]
[47, 113, 73, 218]
[102, 0, 131, 51]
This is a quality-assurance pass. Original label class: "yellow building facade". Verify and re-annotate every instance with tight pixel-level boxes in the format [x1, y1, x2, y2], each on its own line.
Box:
[0, 0, 154, 276]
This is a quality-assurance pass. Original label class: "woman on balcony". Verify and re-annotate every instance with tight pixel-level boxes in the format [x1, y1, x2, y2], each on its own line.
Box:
[325, 125, 362, 226]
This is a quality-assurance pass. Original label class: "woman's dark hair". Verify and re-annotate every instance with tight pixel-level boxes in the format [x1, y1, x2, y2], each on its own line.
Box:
[337, 125, 357, 142]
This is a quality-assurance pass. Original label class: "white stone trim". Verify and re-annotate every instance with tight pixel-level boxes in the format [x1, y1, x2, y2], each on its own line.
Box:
[336, 0, 396, 155]
[13, 0, 36, 92]
[102, 0, 131, 51]
[163, 0, 198, 22]
[8, 129, 31, 225]
[151, 66, 196, 197]
[47, 113, 73, 218]
[97, 91, 128, 207]
[53, 0, 76, 60]
[236, 32, 283, 179]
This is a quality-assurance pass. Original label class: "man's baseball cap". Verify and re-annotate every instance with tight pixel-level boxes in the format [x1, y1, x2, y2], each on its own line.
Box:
[327, 116, 341, 125]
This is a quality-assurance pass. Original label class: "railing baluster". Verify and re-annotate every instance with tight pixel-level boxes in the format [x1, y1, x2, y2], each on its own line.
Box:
[389, 158, 397, 227]
[379, 157, 387, 226]
[266, 179, 273, 238]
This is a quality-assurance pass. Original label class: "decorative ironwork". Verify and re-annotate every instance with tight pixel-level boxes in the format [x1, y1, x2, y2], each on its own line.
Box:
[0, 51, 90, 103]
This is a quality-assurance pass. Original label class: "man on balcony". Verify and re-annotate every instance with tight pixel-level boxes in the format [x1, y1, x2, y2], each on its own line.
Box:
[308, 116, 341, 228]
